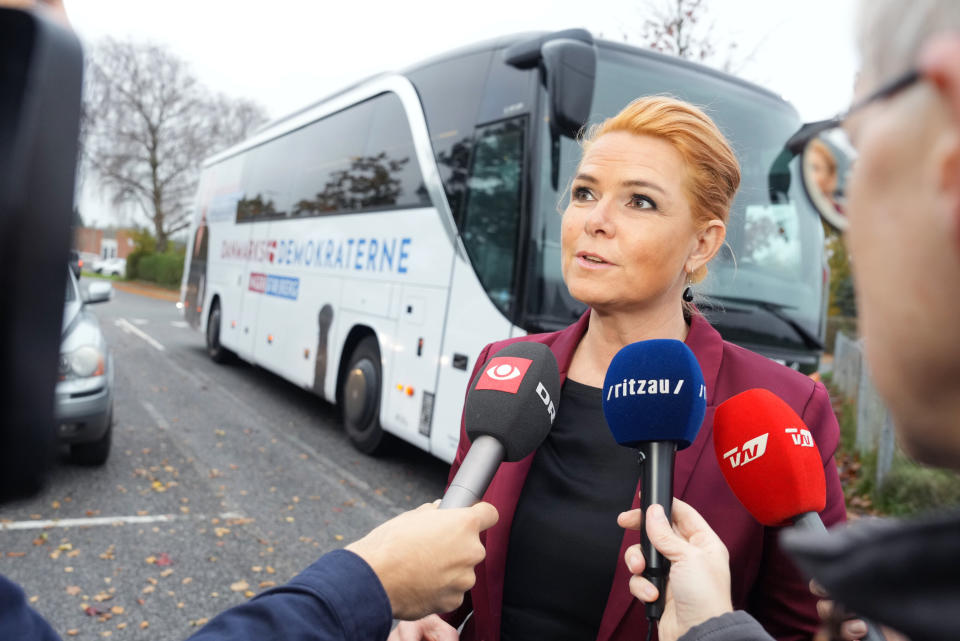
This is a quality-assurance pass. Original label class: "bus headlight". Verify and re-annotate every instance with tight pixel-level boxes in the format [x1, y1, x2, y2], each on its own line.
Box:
[60, 346, 105, 380]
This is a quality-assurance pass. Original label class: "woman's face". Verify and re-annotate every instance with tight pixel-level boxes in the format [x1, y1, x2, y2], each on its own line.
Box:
[561, 131, 711, 314]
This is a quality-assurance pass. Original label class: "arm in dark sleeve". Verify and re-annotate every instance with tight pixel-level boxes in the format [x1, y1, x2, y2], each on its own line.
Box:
[186, 550, 392, 641]
[0, 575, 62, 641]
[747, 382, 847, 641]
[439, 342, 493, 630]
[679, 611, 776, 641]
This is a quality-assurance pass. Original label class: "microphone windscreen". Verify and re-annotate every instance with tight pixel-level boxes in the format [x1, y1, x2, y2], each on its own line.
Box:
[713, 388, 827, 526]
[465, 342, 560, 462]
[601, 339, 706, 450]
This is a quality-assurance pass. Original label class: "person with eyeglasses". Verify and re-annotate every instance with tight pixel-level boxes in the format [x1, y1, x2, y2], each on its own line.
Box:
[617, 1, 960, 640]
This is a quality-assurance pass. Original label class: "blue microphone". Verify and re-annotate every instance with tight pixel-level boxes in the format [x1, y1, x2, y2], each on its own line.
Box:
[602, 339, 706, 621]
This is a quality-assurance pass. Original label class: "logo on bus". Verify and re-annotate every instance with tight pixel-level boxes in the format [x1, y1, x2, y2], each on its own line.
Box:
[475, 357, 532, 394]
[222, 237, 412, 275]
[249, 272, 300, 301]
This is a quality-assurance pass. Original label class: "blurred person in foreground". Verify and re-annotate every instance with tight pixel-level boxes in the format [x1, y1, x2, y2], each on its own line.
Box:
[617, 0, 960, 640]
[394, 96, 846, 641]
[0, 3, 497, 640]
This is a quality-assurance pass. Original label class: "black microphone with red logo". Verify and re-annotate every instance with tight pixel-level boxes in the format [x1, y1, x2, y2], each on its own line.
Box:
[439, 342, 560, 509]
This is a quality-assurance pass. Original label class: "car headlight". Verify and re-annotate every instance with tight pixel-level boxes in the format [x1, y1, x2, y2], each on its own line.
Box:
[59, 346, 105, 380]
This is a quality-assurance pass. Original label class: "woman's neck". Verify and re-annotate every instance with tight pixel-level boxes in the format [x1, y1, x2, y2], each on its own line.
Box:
[568, 305, 689, 387]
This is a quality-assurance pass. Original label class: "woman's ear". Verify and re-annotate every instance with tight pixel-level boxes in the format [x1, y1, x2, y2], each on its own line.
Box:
[685, 220, 726, 276]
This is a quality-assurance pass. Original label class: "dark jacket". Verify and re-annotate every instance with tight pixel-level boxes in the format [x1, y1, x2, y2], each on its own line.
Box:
[0, 549, 392, 641]
[679, 510, 960, 641]
[443, 312, 847, 641]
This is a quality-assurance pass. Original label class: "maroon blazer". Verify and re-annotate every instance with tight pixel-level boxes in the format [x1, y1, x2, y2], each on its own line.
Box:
[443, 312, 846, 641]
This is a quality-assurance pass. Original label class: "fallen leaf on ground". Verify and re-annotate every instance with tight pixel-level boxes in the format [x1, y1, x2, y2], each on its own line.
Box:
[140, 621, 149, 629]
[230, 580, 249, 592]
[84, 606, 105, 617]
[111, 606, 124, 615]
[65, 586, 82, 596]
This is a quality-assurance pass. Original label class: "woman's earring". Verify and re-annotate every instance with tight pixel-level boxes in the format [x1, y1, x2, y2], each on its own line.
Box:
[683, 285, 694, 302]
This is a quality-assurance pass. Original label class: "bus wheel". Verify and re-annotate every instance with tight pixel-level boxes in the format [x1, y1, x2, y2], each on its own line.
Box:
[342, 336, 388, 454]
[206, 301, 231, 364]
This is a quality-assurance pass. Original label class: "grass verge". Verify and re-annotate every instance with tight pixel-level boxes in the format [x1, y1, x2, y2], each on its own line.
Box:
[822, 372, 960, 517]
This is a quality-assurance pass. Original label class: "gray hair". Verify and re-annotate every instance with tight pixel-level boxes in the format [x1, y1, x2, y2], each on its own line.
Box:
[858, 0, 960, 86]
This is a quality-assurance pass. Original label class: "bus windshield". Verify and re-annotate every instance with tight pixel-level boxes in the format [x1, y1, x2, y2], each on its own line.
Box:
[527, 44, 825, 359]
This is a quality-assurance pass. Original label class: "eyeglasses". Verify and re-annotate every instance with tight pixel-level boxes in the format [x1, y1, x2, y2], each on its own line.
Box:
[788, 69, 922, 231]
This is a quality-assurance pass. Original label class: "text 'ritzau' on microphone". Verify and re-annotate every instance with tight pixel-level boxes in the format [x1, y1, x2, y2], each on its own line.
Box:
[601, 339, 707, 621]
[439, 341, 560, 510]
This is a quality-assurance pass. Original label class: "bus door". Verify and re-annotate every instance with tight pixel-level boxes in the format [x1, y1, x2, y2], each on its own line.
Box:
[430, 116, 528, 462]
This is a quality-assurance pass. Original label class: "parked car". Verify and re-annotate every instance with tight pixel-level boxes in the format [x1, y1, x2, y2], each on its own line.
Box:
[91, 257, 126, 277]
[56, 267, 114, 465]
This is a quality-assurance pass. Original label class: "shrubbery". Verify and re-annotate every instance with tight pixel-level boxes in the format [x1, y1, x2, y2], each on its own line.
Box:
[131, 252, 184, 286]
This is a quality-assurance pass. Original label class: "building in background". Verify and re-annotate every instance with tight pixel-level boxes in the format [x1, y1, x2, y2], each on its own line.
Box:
[74, 227, 136, 263]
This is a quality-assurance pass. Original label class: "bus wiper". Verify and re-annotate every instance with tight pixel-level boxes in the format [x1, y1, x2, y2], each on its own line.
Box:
[709, 295, 824, 351]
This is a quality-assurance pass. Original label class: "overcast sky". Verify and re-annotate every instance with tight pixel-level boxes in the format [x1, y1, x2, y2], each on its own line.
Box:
[67, 0, 860, 227]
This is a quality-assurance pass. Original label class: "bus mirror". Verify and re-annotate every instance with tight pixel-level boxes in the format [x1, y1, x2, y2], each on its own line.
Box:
[540, 39, 596, 139]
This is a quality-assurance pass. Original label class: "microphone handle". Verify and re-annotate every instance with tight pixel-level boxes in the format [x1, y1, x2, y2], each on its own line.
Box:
[792, 513, 887, 641]
[638, 440, 677, 621]
[439, 435, 505, 509]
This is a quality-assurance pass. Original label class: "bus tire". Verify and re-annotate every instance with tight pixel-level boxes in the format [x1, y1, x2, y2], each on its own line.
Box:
[206, 301, 231, 364]
[342, 336, 388, 455]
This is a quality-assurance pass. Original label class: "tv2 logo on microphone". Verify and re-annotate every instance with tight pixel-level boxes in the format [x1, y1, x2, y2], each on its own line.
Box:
[722, 427, 817, 469]
[723, 433, 769, 469]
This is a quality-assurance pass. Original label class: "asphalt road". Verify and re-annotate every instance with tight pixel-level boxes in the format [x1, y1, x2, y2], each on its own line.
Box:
[0, 286, 450, 640]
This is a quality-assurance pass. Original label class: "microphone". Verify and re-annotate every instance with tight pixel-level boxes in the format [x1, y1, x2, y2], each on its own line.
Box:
[713, 388, 826, 529]
[439, 342, 560, 509]
[714, 389, 886, 641]
[601, 339, 707, 620]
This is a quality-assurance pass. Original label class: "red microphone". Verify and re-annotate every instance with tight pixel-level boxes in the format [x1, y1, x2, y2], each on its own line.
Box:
[713, 388, 826, 530]
[715, 389, 888, 641]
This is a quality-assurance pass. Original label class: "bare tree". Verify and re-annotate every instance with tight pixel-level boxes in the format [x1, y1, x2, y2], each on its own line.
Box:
[82, 39, 267, 251]
[615, 0, 764, 76]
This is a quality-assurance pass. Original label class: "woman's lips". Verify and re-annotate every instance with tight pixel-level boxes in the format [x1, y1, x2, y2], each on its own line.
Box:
[575, 252, 614, 269]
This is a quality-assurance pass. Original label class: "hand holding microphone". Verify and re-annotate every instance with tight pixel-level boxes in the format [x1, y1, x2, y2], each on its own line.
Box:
[391, 343, 560, 641]
[602, 339, 707, 622]
[618, 498, 733, 641]
[714, 389, 887, 641]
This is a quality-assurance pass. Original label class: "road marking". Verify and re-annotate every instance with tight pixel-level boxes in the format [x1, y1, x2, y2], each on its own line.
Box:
[0, 511, 246, 532]
[115, 317, 165, 351]
[131, 318, 149, 326]
[171, 321, 189, 329]
[141, 400, 169, 430]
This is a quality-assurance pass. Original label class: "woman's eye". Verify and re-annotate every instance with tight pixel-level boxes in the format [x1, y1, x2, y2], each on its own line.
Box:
[572, 186, 595, 202]
[629, 194, 657, 210]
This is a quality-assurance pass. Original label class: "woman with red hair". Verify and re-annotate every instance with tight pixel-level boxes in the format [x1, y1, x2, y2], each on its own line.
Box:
[394, 96, 846, 641]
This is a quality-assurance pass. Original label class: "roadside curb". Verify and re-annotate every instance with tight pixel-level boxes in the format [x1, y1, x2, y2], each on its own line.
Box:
[112, 281, 180, 303]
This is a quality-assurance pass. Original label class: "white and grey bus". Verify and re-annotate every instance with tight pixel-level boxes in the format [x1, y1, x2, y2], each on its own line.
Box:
[180, 29, 827, 462]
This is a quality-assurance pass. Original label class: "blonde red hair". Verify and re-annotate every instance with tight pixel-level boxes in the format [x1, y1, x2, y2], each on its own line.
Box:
[579, 96, 741, 284]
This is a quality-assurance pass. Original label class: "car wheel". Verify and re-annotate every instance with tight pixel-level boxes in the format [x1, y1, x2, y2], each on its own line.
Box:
[70, 405, 112, 466]
[206, 301, 232, 364]
[342, 336, 390, 455]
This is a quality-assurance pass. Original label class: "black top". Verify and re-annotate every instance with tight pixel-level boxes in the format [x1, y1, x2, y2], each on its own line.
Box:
[500, 379, 641, 641]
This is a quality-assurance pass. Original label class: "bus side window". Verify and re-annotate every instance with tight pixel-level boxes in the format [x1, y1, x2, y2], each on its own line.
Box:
[461, 117, 526, 315]
[363, 93, 431, 210]
[406, 52, 493, 227]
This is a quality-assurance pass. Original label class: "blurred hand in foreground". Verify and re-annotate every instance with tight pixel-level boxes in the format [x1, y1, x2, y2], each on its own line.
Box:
[347, 501, 498, 621]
